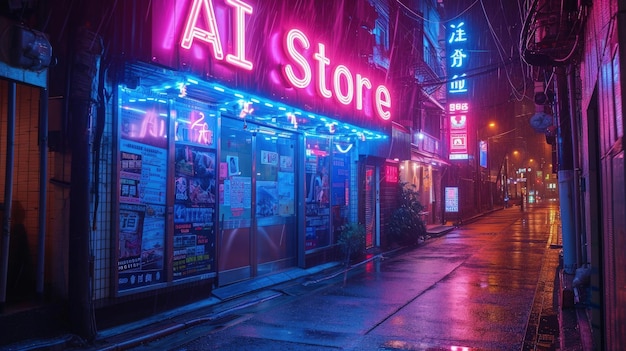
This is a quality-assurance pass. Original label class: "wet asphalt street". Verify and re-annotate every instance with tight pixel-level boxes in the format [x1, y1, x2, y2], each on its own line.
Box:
[128, 202, 562, 351]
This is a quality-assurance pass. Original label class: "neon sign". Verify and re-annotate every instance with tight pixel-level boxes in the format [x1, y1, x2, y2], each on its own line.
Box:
[181, 0, 253, 71]
[447, 20, 470, 160]
[449, 102, 469, 159]
[152, 0, 393, 129]
[139, 110, 167, 139]
[175, 111, 215, 146]
[282, 29, 391, 121]
[447, 21, 468, 95]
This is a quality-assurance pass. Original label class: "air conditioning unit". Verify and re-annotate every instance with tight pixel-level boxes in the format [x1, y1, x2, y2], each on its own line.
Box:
[10, 24, 52, 71]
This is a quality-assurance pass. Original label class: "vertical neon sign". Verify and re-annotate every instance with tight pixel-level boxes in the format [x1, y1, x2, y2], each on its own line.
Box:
[447, 21, 470, 160]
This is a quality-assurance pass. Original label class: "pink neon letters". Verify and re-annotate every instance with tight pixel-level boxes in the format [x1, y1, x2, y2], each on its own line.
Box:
[178, 1, 391, 121]
[282, 29, 391, 121]
[181, 0, 253, 70]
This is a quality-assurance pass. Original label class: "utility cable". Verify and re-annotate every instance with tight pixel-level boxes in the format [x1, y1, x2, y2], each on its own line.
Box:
[480, 0, 528, 102]
[397, 0, 480, 24]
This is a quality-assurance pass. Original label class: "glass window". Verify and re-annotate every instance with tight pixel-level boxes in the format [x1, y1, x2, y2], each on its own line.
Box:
[331, 139, 352, 242]
[117, 89, 169, 292]
[305, 136, 331, 250]
[172, 102, 217, 280]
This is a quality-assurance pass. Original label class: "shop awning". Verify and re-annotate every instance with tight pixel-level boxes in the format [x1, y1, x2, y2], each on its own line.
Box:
[411, 147, 450, 167]
[358, 122, 410, 160]
[124, 61, 390, 142]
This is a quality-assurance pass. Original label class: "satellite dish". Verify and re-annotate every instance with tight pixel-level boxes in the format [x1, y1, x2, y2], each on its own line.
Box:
[530, 112, 553, 133]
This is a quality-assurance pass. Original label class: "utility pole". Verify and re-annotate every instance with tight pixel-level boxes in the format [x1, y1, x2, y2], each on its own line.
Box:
[68, 24, 102, 341]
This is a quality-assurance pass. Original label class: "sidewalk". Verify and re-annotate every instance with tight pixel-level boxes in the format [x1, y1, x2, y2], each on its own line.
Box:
[1, 214, 592, 351]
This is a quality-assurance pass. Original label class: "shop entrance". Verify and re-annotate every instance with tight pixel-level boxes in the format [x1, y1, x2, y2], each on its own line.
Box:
[365, 165, 378, 248]
[218, 118, 298, 285]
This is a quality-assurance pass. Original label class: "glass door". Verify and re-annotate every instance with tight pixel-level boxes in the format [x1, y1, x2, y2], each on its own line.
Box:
[218, 119, 254, 284]
[218, 119, 297, 285]
[255, 128, 297, 276]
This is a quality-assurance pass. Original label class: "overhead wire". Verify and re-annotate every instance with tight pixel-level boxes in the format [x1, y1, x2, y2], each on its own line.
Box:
[396, 0, 480, 24]
[479, 0, 529, 102]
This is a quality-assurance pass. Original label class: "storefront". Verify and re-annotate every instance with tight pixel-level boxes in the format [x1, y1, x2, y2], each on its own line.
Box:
[93, 0, 399, 299]
[399, 128, 448, 226]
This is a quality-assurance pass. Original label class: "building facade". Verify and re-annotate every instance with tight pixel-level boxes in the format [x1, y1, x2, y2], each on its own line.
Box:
[522, 0, 626, 349]
[0, 0, 450, 342]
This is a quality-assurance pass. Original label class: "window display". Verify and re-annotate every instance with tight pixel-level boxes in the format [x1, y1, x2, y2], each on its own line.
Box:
[305, 137, 331, 250]
[331, 141, 352, 241]
[117, 91, 168, 291]
[172, 104, 217, 279]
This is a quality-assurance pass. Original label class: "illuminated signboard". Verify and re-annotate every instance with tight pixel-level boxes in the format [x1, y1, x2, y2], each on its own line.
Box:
[149, 0, 392, 131]
[448, 103, 469, 160]
[281, 29, 391, 121]
[180, 0, 254, 71]
[385, 163, 398, 183]
[448, 22, 468, 96]
[479, 140, 487, 168]
[447, 20, 470, 160]
[445, 186, 459, 212]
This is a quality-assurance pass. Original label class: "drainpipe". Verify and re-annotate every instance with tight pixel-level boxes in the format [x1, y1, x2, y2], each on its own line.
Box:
[37, 87, 49, 299]
[0, 82, 16, 313]
[556, 66, 577, 275]
[568, 66, 584, 268]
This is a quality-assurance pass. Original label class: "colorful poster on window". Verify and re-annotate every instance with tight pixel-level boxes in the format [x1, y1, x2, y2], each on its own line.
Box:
[173, 143, 216, 279]
[305, 152, 330, 250]
[331, 153, 348, 206]
[256, 180, 278, 217]
[118, 137, 167, 291]
[118, 202, 166, 290]
[120, 140, 168, 205]
[278, 172, 295, 215]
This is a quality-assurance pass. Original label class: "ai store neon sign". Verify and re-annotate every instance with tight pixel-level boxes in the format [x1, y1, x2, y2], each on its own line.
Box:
[177, 0, 392, 122]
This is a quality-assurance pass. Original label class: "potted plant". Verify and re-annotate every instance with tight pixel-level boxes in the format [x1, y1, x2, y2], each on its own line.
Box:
[337, 222, 366, 265]
[388, 182, 427, 246]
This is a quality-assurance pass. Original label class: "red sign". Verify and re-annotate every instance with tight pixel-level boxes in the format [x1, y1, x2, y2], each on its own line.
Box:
[385, 164, 398, 183]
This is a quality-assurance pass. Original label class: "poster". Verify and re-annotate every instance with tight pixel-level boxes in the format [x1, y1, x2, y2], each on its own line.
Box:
[120, 139, 168, 205]
[278, 172, 295, 215]
[173, 143, 216, 279]
[305, 154, 330, 250]
[118, 203, 166, 290]
[445, 187, 459, 213]
[256, 180, 278, 217]
[118, 138, 167, 291]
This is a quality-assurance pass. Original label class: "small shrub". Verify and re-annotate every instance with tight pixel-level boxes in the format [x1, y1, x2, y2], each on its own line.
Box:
[388, 182, 426, 245]
[337, 222, 366, 265]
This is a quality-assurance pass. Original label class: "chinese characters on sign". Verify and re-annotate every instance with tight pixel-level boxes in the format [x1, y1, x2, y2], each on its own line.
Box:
[447, 21, 470, 160]
[448, 22, 468, 95]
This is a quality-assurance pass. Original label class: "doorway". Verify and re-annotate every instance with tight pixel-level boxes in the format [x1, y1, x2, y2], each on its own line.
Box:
[217, 118, 298, 285]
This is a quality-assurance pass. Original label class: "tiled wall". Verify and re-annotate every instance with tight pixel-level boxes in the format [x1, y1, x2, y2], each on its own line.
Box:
[0, 81, 65, 295]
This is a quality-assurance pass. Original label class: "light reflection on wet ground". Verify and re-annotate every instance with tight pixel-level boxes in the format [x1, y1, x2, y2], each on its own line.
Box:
[169, 204, 561, 351]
